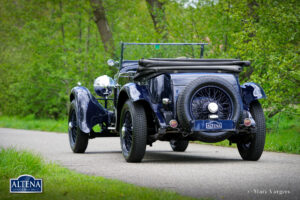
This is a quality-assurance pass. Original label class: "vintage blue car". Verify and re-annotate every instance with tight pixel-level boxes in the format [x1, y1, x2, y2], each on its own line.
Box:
[68, 42, 266, 162]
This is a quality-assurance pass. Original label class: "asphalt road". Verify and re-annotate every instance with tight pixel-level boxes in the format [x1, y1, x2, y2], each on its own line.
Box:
[0, 128, 299, 200]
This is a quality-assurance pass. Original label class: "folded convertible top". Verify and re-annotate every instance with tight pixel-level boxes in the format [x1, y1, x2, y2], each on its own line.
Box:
[134, 58, 250, 81]
[139, 58, 250, 67]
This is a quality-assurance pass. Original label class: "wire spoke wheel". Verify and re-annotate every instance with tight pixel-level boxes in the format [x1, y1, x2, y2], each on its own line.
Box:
[122, 111, 133, 153]
[190, 86, 233, 120]
[68, 100, 89, 153]
[177, 77, 241, 142]
[69, 109, 78, 144]
[119, 100, 147, 162]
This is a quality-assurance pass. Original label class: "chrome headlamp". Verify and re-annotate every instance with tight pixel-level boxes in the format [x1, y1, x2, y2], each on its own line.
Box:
[93, 75, 116, 97]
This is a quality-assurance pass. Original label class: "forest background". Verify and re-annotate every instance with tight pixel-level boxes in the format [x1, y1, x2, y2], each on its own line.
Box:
[0, 0, 299, 125]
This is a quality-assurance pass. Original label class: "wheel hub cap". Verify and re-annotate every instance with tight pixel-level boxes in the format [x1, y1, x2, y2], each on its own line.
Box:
[191, 86, 233, 120]
[68, 122, 73, 128]
[121, 125, 126, 137]
[208, 102, 218, 113]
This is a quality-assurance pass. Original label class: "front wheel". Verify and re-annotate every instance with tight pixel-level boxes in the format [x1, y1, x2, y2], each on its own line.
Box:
[119, 100, 147, 162]
[170, 140, 189, 152]
[68, 100, 89, 153]
[237, 101, 266, 161]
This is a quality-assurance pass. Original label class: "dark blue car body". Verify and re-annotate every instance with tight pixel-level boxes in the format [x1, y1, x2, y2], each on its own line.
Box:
[68, 42, 267, 162]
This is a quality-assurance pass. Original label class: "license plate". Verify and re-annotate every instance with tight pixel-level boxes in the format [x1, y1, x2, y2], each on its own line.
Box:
[192, 120, 235, 131]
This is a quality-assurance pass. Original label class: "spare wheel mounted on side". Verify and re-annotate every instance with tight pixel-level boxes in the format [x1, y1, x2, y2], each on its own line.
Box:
[177, 77, 241, 142]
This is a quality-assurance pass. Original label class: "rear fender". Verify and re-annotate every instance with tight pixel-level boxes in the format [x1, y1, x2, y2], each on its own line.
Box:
[116, 83, 166, 131]
[70, 86, 109, 133]
[241, 82, 266, 109]
[121, 83, 148, 102]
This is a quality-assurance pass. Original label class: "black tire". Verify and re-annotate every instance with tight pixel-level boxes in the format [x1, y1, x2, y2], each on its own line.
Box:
[177, 77, 241, 142]
[68, 100, 89, 153]
[170, 140, 189, 152]
[119, 100, 147, 162]
[237, 100, 266, 161]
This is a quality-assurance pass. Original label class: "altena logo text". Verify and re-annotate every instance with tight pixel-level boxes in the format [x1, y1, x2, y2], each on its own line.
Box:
[10, 175, 42, 193]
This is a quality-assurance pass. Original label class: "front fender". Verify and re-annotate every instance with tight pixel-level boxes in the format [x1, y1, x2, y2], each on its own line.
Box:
[70, 86, 109, 133]
[241, 82, 266, 107]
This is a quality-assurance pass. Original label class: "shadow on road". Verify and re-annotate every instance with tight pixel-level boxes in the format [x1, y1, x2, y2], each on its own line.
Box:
[143, 151, 242, 163]
[83, 150, 242, 163]
[85, 150, 122, 154]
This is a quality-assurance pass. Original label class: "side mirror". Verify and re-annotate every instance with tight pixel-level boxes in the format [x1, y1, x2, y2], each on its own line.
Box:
[93, 75, 116, 97]
[107, 59, 119, 67]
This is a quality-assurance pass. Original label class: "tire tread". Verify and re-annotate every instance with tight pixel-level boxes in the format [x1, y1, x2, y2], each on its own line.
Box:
[120, 100, 147, 162]
[68, 100, 89, 153]
[237, 100, 266, 161]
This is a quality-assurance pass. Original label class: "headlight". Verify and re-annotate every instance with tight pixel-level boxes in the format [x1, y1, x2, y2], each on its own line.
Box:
[93, 75, 116, 97]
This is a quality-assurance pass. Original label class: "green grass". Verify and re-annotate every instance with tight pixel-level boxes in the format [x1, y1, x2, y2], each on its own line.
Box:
[0, 115, 67, 133]
[264, 112, 300, 154]
[0, 148, 200, 200]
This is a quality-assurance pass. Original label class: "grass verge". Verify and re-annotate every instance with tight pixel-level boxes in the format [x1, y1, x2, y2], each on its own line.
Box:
[0, 115, 67, 133]
[0, 148, 199, 200]
[0, 112, 299, 154]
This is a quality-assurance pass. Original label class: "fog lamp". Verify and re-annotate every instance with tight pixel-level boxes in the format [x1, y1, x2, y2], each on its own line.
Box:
[244, 118, 252, 127]
[169, 120, 178, 128]
[162, 98, 171, 105]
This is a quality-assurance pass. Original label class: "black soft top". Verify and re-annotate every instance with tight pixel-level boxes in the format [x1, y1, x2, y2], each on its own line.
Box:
[139, 58, 250, 67]
[134, 58, 250, 80]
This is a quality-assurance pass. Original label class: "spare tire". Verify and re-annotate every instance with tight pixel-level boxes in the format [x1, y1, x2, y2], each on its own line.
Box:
[177, 77, 241, 142]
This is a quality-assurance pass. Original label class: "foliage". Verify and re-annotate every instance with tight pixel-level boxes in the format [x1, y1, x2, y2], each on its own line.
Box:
[264, 110, 300, 153]
[0, 0, 299, 119]
[0, 148, 199, 200]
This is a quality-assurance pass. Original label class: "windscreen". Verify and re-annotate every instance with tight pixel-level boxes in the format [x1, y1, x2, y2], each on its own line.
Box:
[122, 43, 206, 61]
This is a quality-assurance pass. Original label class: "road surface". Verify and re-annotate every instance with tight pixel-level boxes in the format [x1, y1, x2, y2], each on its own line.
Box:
[0, 128, 299, 200]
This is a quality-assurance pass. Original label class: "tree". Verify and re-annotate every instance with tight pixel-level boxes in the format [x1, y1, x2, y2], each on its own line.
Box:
[89, 0, 114, 55]
[145, 0, 168, 40]
[0, 0, 298, 119]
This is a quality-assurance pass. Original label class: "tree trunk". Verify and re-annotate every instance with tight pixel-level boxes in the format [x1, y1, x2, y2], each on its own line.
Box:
[59, 0, 70, 114]
[146, 0, 167, 40]
[247, 0, 259, 23]
[86, 18, 91, 54]
[89, 0, 114, 55]
[59, 0, 65, 45]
